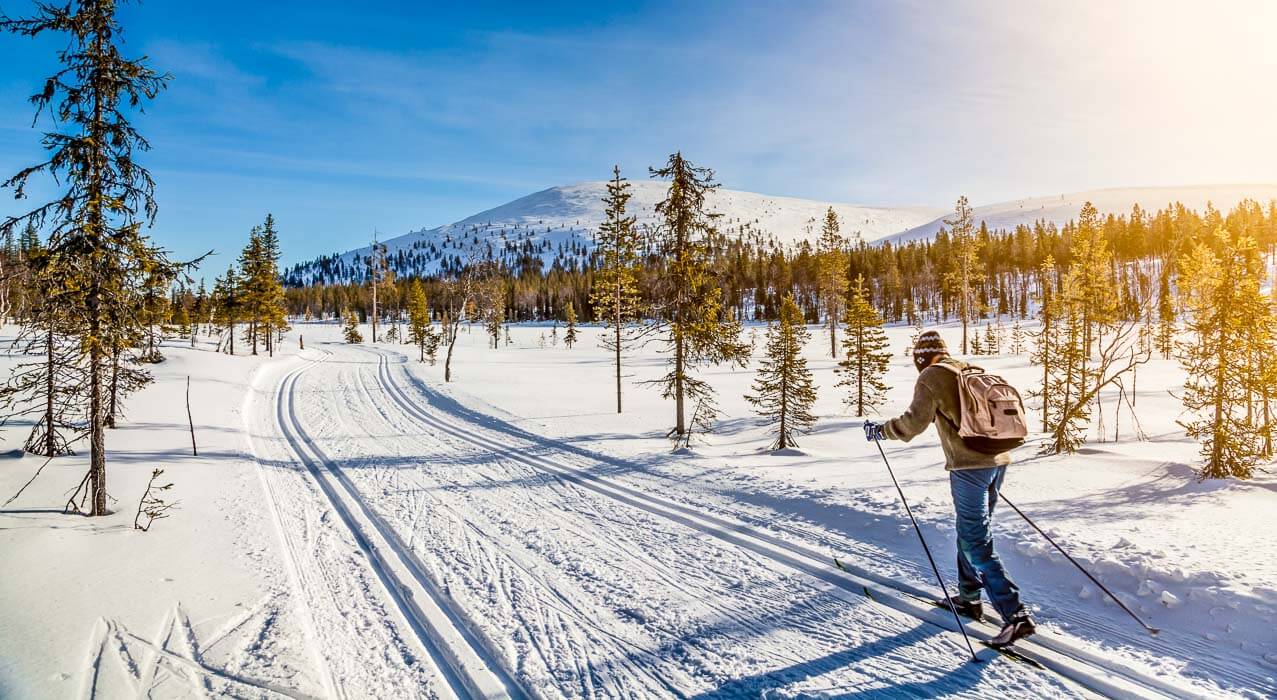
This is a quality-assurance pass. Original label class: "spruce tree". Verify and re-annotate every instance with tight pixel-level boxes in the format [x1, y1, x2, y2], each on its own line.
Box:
[816, 207, 848, 358]
[212, 265, 240, 354]
[1177, 226, 1267, 479]
[943, 196, 984, 354]
[343, 309, 363, 344]
[1155, 263, 1176, 359]
[836, 274, 891, 416]
[563, 300, 578, 348]
[589, 166, 642, 412]
[646, 152, 749, 436]
[746, 294, 817, 449]
[2, 0, 175, 515]
[256, 214, 289, 356]
[406, 280, 438, 363]
[0, 245, 86, 455]
[367, 236, 392, 343]
[1010, 319, 1025, 355]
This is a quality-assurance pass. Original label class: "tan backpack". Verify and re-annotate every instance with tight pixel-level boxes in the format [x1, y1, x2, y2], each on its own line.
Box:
[936, 361, 1027, 454]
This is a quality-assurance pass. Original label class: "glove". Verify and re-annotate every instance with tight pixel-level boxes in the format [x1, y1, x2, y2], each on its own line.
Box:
[863, 421, 885, 442]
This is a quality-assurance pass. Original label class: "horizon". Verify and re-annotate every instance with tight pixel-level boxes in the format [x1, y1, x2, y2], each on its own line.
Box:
[3, 0, 1276, 269]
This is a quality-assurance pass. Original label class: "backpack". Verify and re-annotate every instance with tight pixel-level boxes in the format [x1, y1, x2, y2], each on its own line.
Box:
[935, 361, 1027, 454]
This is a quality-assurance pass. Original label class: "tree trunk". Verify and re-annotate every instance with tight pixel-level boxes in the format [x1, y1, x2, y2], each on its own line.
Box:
[44, 326, 55, 457]
[828, 308, 836, 359]
[444, 323, 458, 382]
[106, 340, 119, 429]
[89, 289, 106, 516]
[674, 330, 685, 435]
[614, 291, 622, 414]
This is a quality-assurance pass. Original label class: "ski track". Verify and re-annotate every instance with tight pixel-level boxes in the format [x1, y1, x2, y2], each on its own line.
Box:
[248, 352, 452, 700]
[371, 347, 1264, 699]
[278, 342, 1082, 699]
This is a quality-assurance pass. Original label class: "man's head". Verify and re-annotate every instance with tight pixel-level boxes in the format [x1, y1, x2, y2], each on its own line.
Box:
[913, 330, 949, 372]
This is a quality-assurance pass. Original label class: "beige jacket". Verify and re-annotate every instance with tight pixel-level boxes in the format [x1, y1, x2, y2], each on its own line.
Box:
[882, 358, 1012, 471]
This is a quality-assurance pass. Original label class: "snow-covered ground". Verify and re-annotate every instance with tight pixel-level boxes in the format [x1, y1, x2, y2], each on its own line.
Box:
[2, 320, 1274, 698]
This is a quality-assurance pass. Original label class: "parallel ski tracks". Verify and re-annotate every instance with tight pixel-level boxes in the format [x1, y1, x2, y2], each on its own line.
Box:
[365, 347, 1211, 700]
[274, 355, 527, 700]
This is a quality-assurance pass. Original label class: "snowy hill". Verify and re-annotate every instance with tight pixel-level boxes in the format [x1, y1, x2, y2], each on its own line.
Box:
[880, 184, 1277, 244]
[290, 182, 1277, 284]
[290, 182, 943, 283]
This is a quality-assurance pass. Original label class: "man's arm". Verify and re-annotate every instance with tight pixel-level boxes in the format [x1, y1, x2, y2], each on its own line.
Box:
[882, 379, 938, 442]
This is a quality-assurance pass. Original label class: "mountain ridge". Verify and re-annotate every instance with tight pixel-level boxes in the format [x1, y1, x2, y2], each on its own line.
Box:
[287, 182, 1277, 284]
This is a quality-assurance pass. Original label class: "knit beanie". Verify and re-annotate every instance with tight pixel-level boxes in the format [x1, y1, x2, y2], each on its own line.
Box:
[912, 330, 949, 372]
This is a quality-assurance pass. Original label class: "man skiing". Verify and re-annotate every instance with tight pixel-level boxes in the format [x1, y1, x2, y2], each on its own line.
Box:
[863, 330, 1035, 648]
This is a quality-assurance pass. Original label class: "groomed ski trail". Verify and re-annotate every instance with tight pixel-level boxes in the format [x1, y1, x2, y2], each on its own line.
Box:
[277, 342, 1084, 699]
[250, 352, 521, 699]
[278, 355, 527, 699]
[361, 344, 1215, 699]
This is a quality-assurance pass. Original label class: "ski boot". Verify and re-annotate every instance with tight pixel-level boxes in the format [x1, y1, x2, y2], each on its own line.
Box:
[934, 595, 983, 622]
[987, 609, 1036, 648]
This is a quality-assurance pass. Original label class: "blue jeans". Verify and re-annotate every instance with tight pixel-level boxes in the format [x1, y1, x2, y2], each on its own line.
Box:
[950, 467, 1023, 620]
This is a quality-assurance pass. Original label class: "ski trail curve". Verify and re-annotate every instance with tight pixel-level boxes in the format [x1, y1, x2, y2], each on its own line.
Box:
[366, 346, 1206, 700]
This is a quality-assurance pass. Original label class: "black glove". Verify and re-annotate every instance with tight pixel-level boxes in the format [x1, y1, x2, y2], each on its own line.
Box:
[863, 421, 885, 442]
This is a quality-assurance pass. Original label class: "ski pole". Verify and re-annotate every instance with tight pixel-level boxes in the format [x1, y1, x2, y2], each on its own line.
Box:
[996, 490, 1160, 636]
[874, 438, 981, 663]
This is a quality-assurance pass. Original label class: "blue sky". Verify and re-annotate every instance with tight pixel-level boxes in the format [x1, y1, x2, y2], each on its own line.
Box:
[2, 1, 1275, 267]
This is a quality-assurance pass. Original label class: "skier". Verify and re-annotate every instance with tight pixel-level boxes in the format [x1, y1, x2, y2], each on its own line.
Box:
[863, 330, 1036, 648]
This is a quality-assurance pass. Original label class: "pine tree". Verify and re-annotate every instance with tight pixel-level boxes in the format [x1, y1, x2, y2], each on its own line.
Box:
[836, 274, 891, 416]
[563, 300, 578, 348]
[983, 322, 997, 355]
[943, 196, 984, 354]
[1040, 263, 1091, 453]
[646, 153, 750, 436]
[367, 235, 391, 342]
[1010, 319, 1025, 355]
[480, 275, 504, 349]
[2, 0, 174, 515]
[1071, 202, 1119, 402]
[0, 244, 86, 455]
[1155, 263, 1176, 359]
[256, 214, 289, 356]
[1177, 226, 1266, 479]
[212, 265, 240, 354]
[406, 280, 438, 363]
[343, 309, 363, 344]
[746, 294, 817, 449]
[816, 207, 848, 358]
[589, 166, 642, 412]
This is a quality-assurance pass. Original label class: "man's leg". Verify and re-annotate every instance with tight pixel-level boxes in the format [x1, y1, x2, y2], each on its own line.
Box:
[950, 467, 1023, 620]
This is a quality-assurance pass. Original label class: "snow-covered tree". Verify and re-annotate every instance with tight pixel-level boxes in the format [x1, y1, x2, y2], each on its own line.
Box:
[836, 275, 891, 416]
[747, 294, 817, 449]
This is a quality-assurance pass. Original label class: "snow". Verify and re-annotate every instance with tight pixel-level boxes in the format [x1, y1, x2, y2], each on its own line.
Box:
[2, 319, 1275, 698]
[882, 184, 1277, 244]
